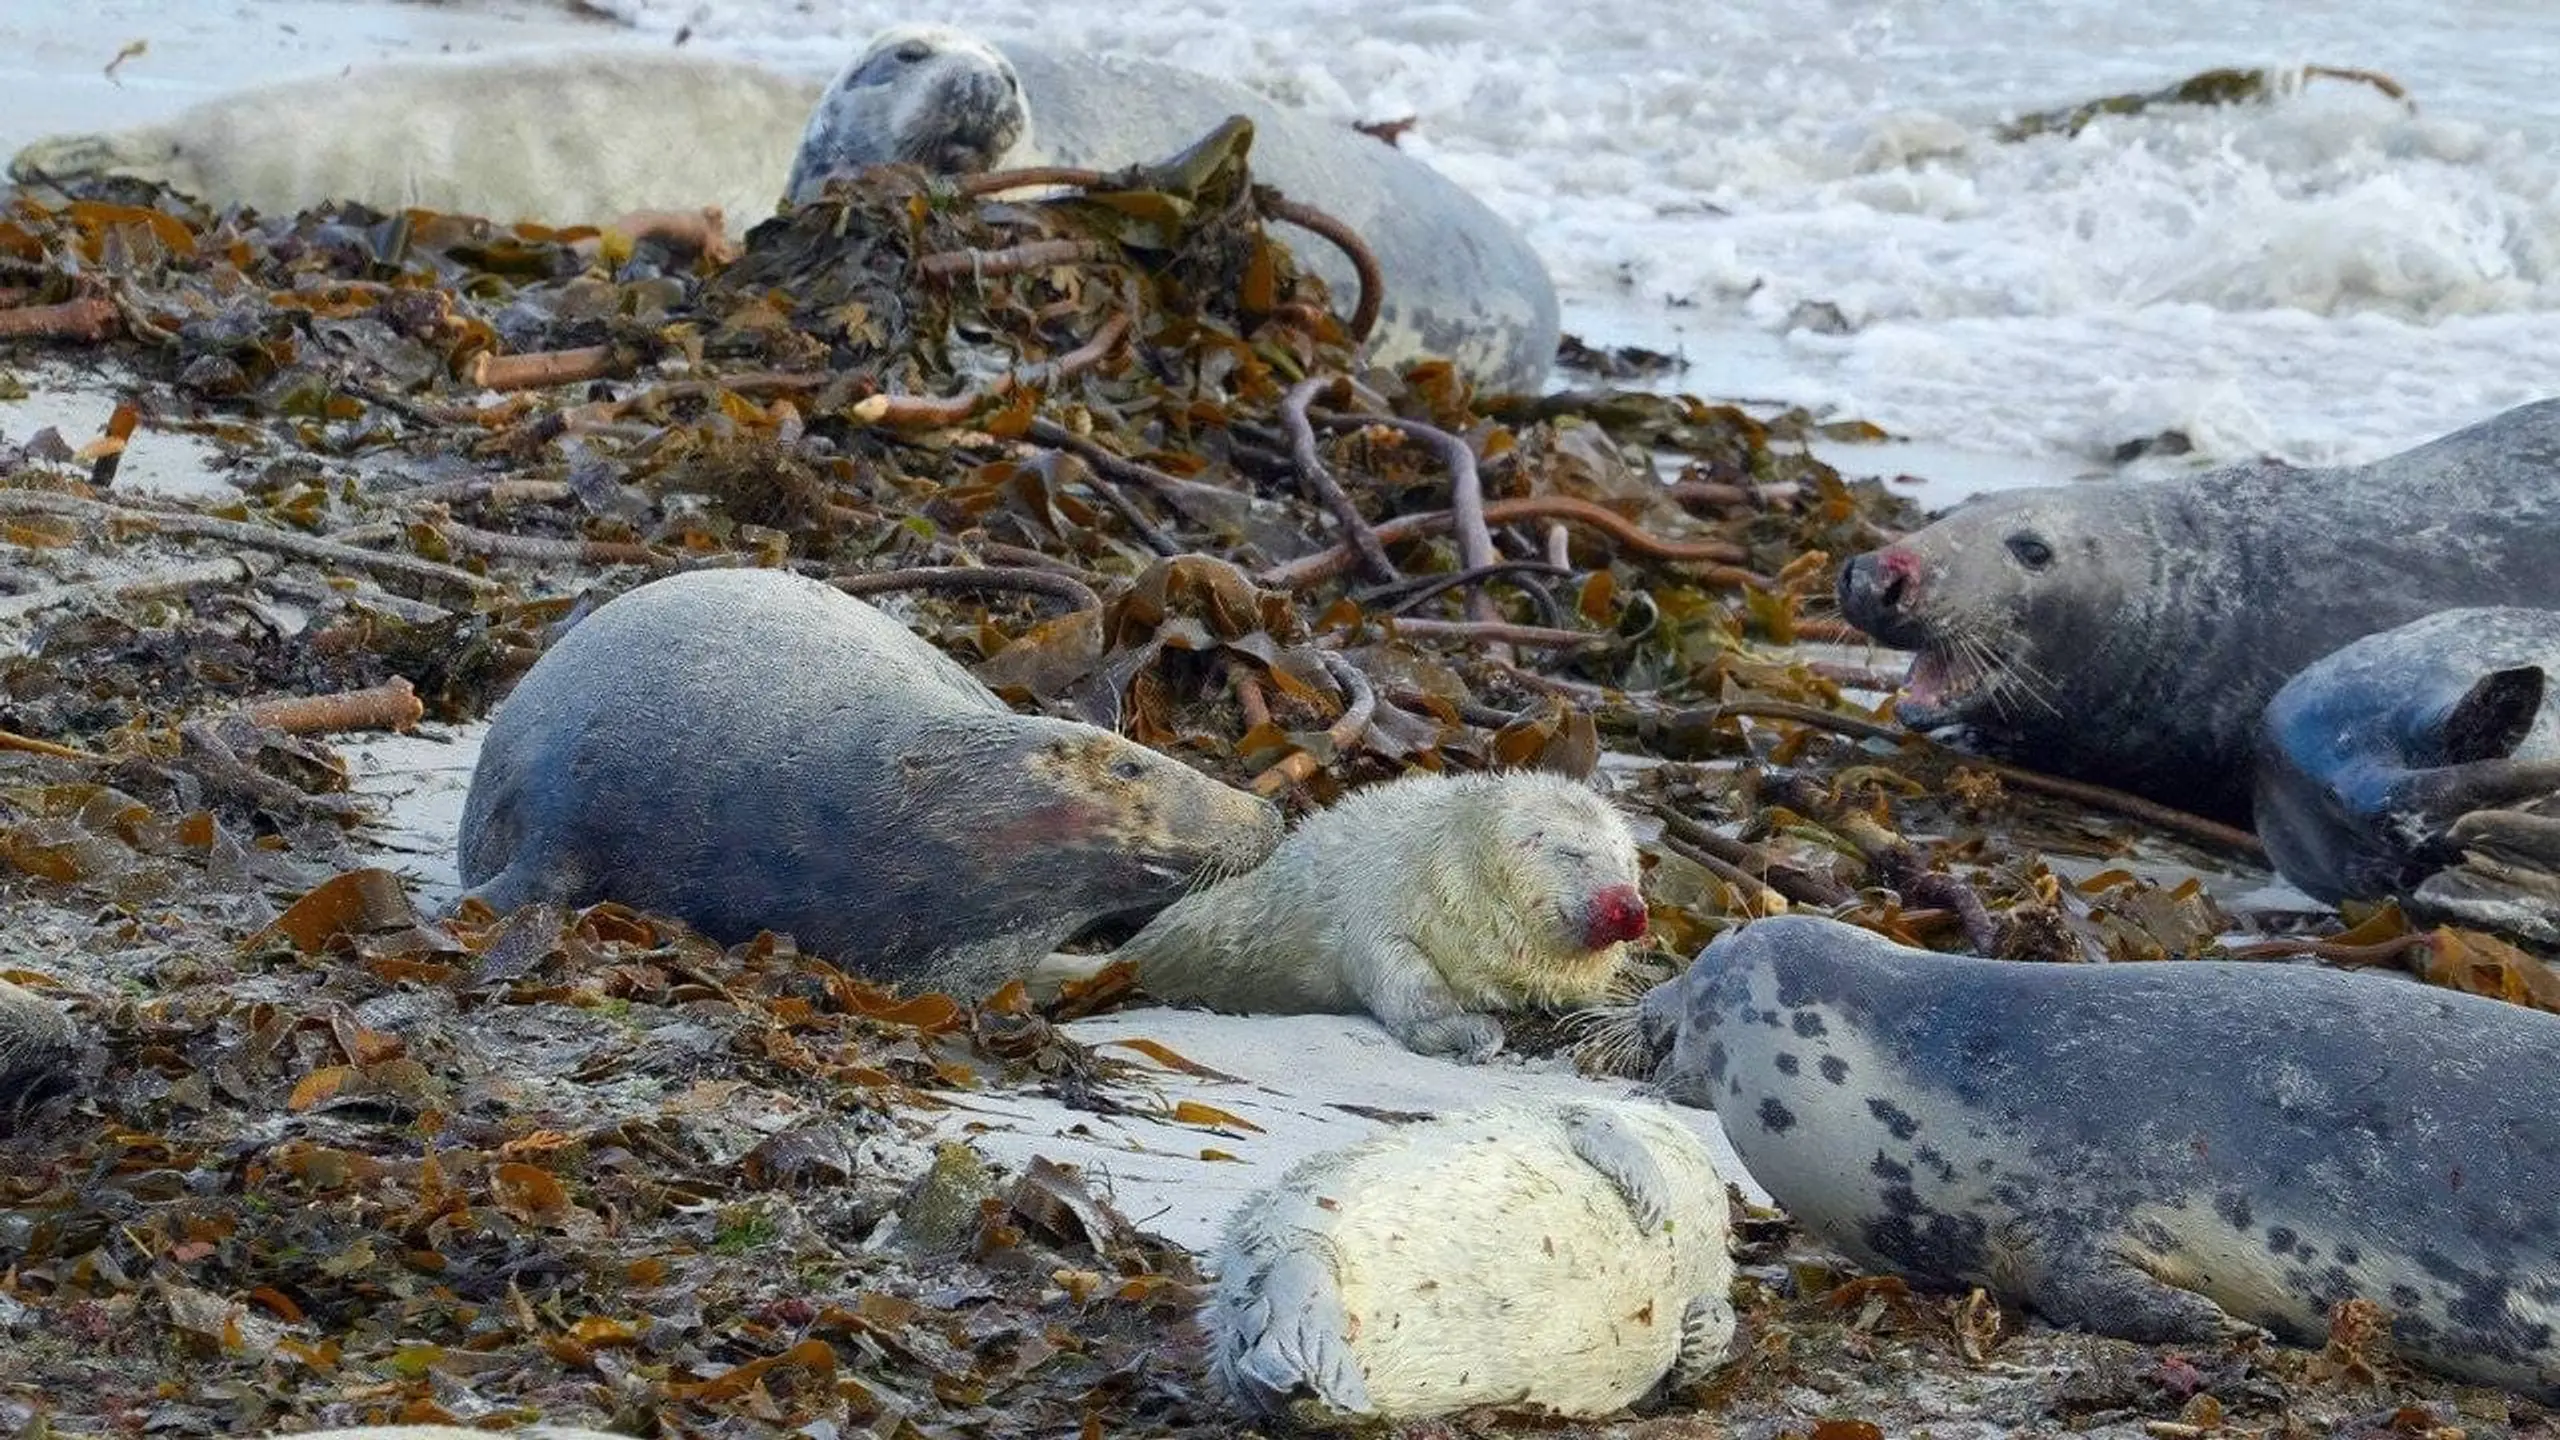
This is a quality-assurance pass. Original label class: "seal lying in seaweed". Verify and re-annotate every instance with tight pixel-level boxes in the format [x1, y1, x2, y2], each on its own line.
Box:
[456, 569, 1281, 996]
[2255, 606, 2560, 942]
[1641, 914, 2560, 1400]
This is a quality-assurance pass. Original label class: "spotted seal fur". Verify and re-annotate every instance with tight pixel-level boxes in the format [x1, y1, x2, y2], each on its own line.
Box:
[2256, 606, 2560, 943]
[455, 568, 1281, 995]
[1836, 399, 2560, 820]
[1208, 1097, 1735, 1425]
[1640, 913, 2560, 1399]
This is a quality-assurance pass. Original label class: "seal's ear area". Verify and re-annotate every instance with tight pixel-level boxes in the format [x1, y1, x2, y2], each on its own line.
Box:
[2434, 665, 2545, 766]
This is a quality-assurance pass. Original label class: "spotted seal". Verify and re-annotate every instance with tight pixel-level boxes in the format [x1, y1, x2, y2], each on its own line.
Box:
[1208, 1097, 1735, 1425]
[455, 568, 1282, 995]
[1639, 913, 2560, 1399]
[2255, 606, 2560, 943]
[1035, 769, 1649, 1061]
[786, 24, 1562, 393]
[1835, 399, 2560, 821]
[8, 49, 823, 240]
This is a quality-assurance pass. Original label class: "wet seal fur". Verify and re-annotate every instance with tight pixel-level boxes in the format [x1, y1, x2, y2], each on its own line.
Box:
[456, 569, 1281, 994]
[2256, 606, 2560, 943]
[1836, 399, 2560, 820]
[0, 977, 78, 1124]
[787, 24, 1563, 393]
[9, 50, 823, 239]
[1039, 769, 1649, 1061]
[1640, 914, 2560, 1399]
[1208, 1097, 1735, 1425]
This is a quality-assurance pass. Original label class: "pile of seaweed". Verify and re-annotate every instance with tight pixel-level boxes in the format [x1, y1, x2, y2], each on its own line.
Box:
[0, 115, 2549, 1438]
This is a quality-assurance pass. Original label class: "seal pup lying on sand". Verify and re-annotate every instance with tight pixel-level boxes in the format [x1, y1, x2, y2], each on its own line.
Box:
[1641, 914, 2560, 1400]
[1209, 1097, 1735, 1426]
[1835, 398, 2560, 820]
[1038, 769, 1648, 1060]
[786, 24, 1562, 393]
[456, 568, 1281, 996]
[9, 50, 824, 241]
[2256, 606, 2560, 942]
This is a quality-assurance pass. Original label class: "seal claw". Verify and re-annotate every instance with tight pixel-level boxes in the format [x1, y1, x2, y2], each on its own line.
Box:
[1670, 1293, 1739, 1390]
[1562, 1102, 1677, 1233]
[1219, 1249, 1373, 1419]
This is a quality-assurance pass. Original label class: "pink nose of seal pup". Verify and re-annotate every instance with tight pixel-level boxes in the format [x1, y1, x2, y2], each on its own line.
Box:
[1583, 884, 1650, 950]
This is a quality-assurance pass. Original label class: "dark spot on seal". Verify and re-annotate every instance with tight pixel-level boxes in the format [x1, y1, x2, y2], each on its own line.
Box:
[1758, 1097, 1796, 1134]
[2215, 1192, 2254, 1231]
[1913, 1145, 1956, 1183]
[1775, 1053, 1800, 1076]
[2266, 1225, 2298, 1257]
[2391, 1283, 2422, 1308]
[1790, 1010, 1829, 1038]
[2335, 1244, 2361, 1268]
[1819, 1055, 1849, 1085]
[1871, 1154, 1913, 1185]
[1866, 1097, 1920, 1140]
[1759, 1008, 1783, 1028]
[1702, 1040, 1728, 1084]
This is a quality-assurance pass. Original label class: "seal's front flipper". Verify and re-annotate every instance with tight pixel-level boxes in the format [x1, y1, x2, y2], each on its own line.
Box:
[1216, 1249, 1374, 1420]
[2033, 1251, 2265, 1346]
[1562, 1103, 1676, 1233]
[1668, 1292, 1737, 1390]
[1357, 940, 1505, 1062]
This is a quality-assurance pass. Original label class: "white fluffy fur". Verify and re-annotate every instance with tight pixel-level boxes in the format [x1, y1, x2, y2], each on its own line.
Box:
[1208, 1097, 1736, 1423]
[1061, 769, 1645, 1060]
[9, 50, 831, 238]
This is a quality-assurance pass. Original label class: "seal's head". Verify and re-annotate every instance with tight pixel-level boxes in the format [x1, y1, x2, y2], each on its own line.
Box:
[1475, 772, 1650, 1004]
[785, 24, 1029, 203]
[1836, 484, 2165, 738]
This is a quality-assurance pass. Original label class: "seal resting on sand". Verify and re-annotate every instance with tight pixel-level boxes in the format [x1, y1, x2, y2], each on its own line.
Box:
[1834, 399, 2560, 820]
[8, 50, 822, 242]
[0, 977, 77, 1122]
[1640, 914, 2560, 1400]
[786, 24, 1562, 393]
[2255, 606, 2560, 943]
[1208, 1097, 1735, 1426]
[455, 568, 1281, 995]
[1040, 769, 1648, 1060]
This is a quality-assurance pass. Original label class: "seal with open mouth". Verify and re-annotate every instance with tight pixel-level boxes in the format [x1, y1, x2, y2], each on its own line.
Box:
[1835, 399, 2560, 821]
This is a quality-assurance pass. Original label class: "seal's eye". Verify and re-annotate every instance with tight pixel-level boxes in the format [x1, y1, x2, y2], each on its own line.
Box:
[1110, 757, 1148, 781]
[2005, 532, 2055, 571]
[894, 41, 931, 62]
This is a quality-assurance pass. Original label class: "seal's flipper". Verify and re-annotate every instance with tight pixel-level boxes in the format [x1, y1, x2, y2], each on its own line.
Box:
[2435, 665, 2547, 765]
[8, 130, 181, 184]
[2034, 1252, 2264, 1345]
[1356, 939, 1506, 1062]
[1669, 1293, 1737, 1389]
[1561, 1103, 1676, 1233]
[1216, 1248, 1374, 1418]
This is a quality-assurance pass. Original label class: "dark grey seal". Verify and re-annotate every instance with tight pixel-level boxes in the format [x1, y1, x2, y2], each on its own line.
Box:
[0, 978, 77, 1125]
[455, 568, 1282, 994]
[1835, 399, 2560, 820]
[2256, 606, 2560, 943]
[1639, 914, 2560, 1400]
[786, 24, 1563, 394]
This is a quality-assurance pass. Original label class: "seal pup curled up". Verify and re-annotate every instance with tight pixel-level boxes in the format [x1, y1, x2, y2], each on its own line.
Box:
[1041, 769, 1649, 1060]
[1209, 1097, 1735, 1426]
[455, 568, 1281, 996]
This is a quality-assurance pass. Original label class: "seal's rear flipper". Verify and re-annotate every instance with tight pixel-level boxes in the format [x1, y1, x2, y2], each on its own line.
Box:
[1561, 1103, 1676, 1233]
[8, 130, 181, 184]
[2035, 1251, 2267, 1345]
[1214, 1249, 1373, 1420]
[2435, 665, 2547, 766]
[1668, 1293, 1738, 1390]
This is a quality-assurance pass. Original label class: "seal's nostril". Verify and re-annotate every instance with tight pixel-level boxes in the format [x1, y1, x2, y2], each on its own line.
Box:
[1880, 571, 1908, 611]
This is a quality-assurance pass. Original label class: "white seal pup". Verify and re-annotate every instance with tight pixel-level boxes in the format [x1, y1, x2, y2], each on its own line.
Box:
[786, 24, 1563, 393]
[2256, 606, 2560, 942]
[1640, 914, 2560, 1400]
[1208, 1097, 1736, 1425]
[1836, 398, 2560, 821]
[1041, 769, 1649, 1061]
[9, 50, 828, 238]
[455, 568, 1282, 996]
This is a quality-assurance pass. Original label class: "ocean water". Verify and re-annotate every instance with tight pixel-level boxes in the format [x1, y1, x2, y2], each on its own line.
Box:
[601, 0, 2559, 472]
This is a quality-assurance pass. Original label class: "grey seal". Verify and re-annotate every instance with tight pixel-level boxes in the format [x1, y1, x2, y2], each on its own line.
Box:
[2255, 606, 2560, 942]
[455, 568, 1282, 994]
[0, 977, 77, 1123]
[1835, 399, 2560, 820]
[1208, 1097, 1735, 1425]
[1639, 913, 2560, 1400]
[1034, 769, 1649, 1061]
[786, 24, 1562, 393]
